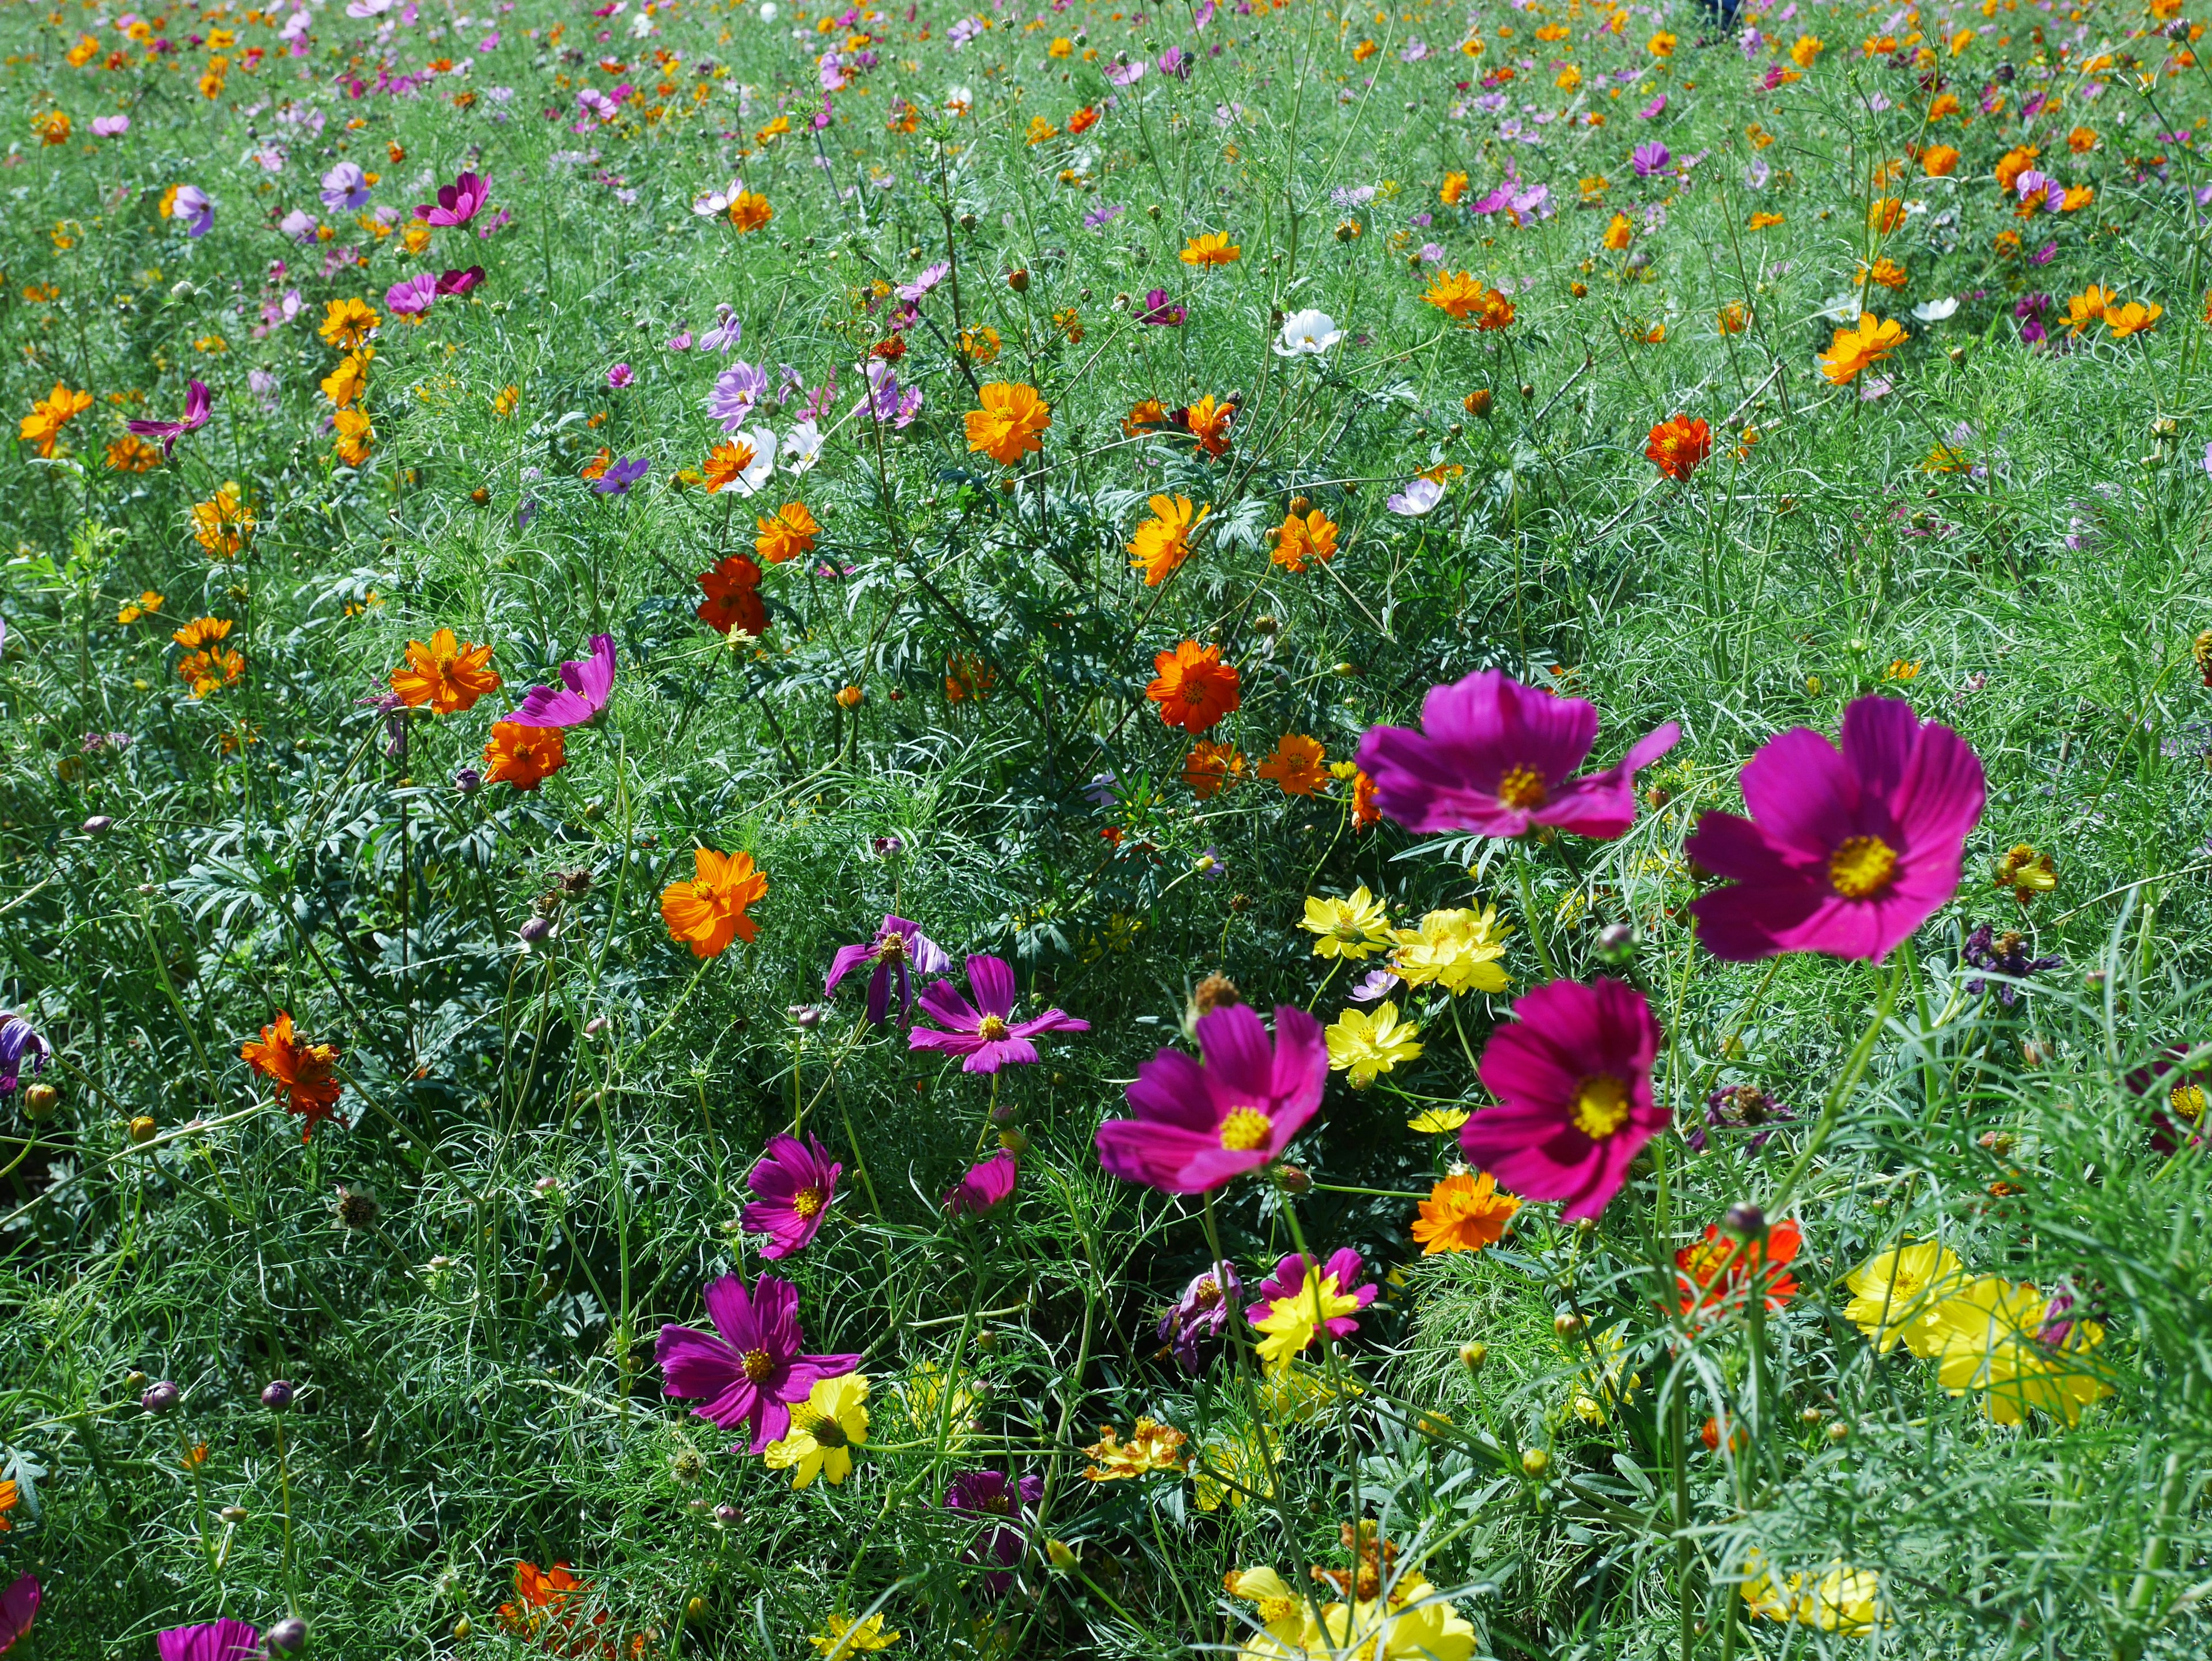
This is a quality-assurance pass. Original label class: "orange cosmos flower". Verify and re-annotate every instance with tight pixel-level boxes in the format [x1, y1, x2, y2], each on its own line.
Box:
[1411, 1171, 1521, 1254]
[242, 1011, 343, 1140]
[391, 628, 501, 713]
[1816, 313, 1907, 385]
[32, 109, 72, 145]
[1256, 733, 1329, 795]
[191, 484, 254, 557]
[1128, 494, 1207, 585]
[482, 721, 566, 790]
[178, 647, 245, 697]
[1271, 507, 1340, 572]
[1421, 269, 1487, 320]
[1717, 301, 1750, 334]
[2065, 285, 2115, 333]
[1181, 740, 1245, 800]
[1746, 211, 1785, 230]
[1603, 211, 1635, 249]
[701, 436, 765, 493]
[695, 554, 768, 637]
[318, 296, 380, 349]
[1921, 144, 1960, 176]
[1676, 1218, 1802, 1318]
[172, 615, 233, 651]
[335, 407, 375, 466]
[661, 847, 768, 958]
[1351, 767, 1381, 830]
[1866, 196, 1905, 232]
[1993, 145, 2040, 194]
[964, 382, 1051, 466]
[728, 190, 774, 232]
[1179, 231, 1241, 266]
[1863, 256, 1908, 290]
[1473, 286, 1516, 330]
[1123, 398, 1168, 437]
[1645, 414, 1712, 480]
[1176, 395, 1236, 458]
[944, 653, 997, 703]
[499, 1561, 601, 1644]
[107, 433, 162, 472]
[1440, 171, 1469, 205]
[1066, 104, 1099, 134]
[19, 383, 93, 457]
[2105, 300, 2161, 339]
[320, 349, 373, 408]
[754, 501, 821, 564]
[1147, 641, 1240, 735]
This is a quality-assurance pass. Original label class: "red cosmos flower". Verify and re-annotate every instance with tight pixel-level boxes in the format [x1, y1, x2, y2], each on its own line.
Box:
[1645, 413, 1711, 480]
[240, 1012, 343, 1140]
[695, 554, 767, 637]
[1675, 1218, 1802, 1318]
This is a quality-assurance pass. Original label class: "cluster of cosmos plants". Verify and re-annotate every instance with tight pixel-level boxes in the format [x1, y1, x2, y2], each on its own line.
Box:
[6, 0, 2212, 1647]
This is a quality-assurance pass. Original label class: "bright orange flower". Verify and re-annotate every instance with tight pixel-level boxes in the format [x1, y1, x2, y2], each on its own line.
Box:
[2067, 125, 2099, 153]
[2065, 285, 2115, 334]
[32, 109, 71, 145]
[1473, 286, 1516, 331]
[1745, 211, 1785, 230]
[1866, 196, 1905, 232]
[0, 1477, 16, 1530]
[1177, 395, 1236, 458]
[391, 628, 501, 713]
[1440, 171, 1469, 205]
[1993, 145, 2040, 194]
[1411, 1171, 1521, 1254]
[241, 1011, 343, 1140]
[1351, 768, 1381, 830]
[482, 721, 566, 790]
[695, 554, 768, 636]
[728, 190, 774, 232]
[1717, 301, 1750, 335]
[320, 349, 373, 408]
[1181, 740, 1245, 800]
[1123, 398, 1168, 437]
[1271, 508, 1339, 572]
[1676, 1219, 1802, 1317]
[1921, 144, 1960, 176]
[1816, 313, 1907, 385]
[1256, 733, 1329, 796]
[964, 382, 1051, 466]
[944, 653, 997, 703]
[1066, 104, 1099, 134]
[1147, 641, 1240, 735]
[1645, 414, 1712, 481]
[701, 436, 764, 493]
[1179, 230, 1240, 266]
[1421, 269, 1487, 319]
[661, 847, 768, 958]
[19, 382, 93, 457]
[498, 1561, 603, 1644]
[958, 324, 1002, 364]
[177, 644, 245, 697]
[2105, 300, 2162, 339]
[191, 484, 255, 557]
[1128, 494, 1208, 585]
[1603, 211, 1634, 249]
[335, 406, 374, 466]
[107, 434, 162, 472]
[754, 501, 821, 564]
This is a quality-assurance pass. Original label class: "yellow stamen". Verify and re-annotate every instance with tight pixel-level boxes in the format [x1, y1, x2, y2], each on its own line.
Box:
[1571, 1074, 1631, 1139]
[1219, 1107, 1272, 1151]
[1828, 834, 1899, 899]
[1495, 765, 1548, 811]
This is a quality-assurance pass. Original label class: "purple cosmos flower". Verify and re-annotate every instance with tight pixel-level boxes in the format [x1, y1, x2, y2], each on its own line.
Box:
[1096, 1004, 1325, 1193]
[1105, 55, 1146, 85]
[385, 273, 438, 316]
[436, 265, 486, 296]
[503, 634, 615, 727]
[708, 360, 769, 430]
[169, 184, 213, 237]
[1158, 1259, 1242, 1373]
[1638, 94, 1667, 119]
[1158, 46, 1192, 75]
[91, 113, 129, 137]
[1385, 477, 1445, 517]
[699, 304, 743, 353]
[1138, 288, 1185, 326]
[1084, 202, 1128, 229]
[1631, 142, 1671, 177]
[910, 955, 1088, 1074]
[656, 1272, 860, 1452]
[1684, 697, 1986, 962]
[0, 1573, 37, 1654]
[1357, 669, 1680, 840]
[279, 207, 318, 242]
[158, 1622, 262, 1661]
[1245, 1248, 1377, 1337]
[416, 169, 490, 226]
[0, 1013, 50, 1095]
[607, 363, 634, 389]
[320, 161, 370, 211]
[945, 1470, 1043, 1596]
[856, 360, 922, 427]
[1687, 1083, 1796, 1153]
[1963, 924, 2063, 1006]
[666, 330, 694, 351]
[741, 1133, 842, 1258]
[1349, 967, 1402, 1004]
[127, 379, 211, 456]
[945, 1149, 1018, 1214]
[825, 915, 952, 1026]
[896, 262, 949, 302]
[592, 457, 649, 495]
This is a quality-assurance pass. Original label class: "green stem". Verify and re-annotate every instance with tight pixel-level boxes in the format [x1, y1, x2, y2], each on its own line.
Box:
[1512, 839, 1560, 981]
[1766, 959, 1902, 1216]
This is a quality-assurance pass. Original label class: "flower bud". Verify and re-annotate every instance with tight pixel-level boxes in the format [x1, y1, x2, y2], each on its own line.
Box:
[130, 1114, 158, 1143]
[872, 835, 904, 856]
[1520, 1447, 1551, 1478]
[1518, 382, 1535, 399]
[789, 1004, 823, 1030]
[452, 766, 482, 794]
[958, 211, 978, 230]
[261, 1378, 295, 1411]
[998, 1127, 1030, 1157]
[143, 1379, 181, 1414]
[267, 1616, 307, 1654]
[1458, 1341, 1487, 1371]
[685, 1597, 707, 1620]
[1046, 1538, 1079, 1571]
[517, 918, 552, 948]
[1724, 1201, 1766, 1238]
[1553, 1311, 1584, 1338]
[1825, 1420, 1851, 1442]
[1276, 1163, 1312, 1194]
[452, 1618, 472, 1642]
[22, 1081, 58, 1119]
[82, 815, 114, 835]
[1464, 388, 1493, 418]
[1594, 922, 1635, 962]
[1007, 268, 1029, 292]
[584, 1016, 610, 1038]
[1798, 1406, 1824, 1427]
[221, 1504, 250, 1523]
[714, 1501, 741, 1524]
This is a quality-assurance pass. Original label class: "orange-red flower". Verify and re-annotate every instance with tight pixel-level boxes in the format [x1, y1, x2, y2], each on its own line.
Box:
[1122, 398, 1168, 437]
[1146, 641, 1240, 735]
[1256, 733, 1330, 795]
[661, 847, 768, 958]
[964, 382, 1051, 466]
[242, 1011, 343, 1140]
[1181, 740, 1245, 800]
[754, 501, 821, 564]
[1411, 1171, 1521, 1254]
[1421, 269, 1488, 320]
[695, 554, 768, 637]
[1271, 507, 1339, 572]
[1676, 1218, 1802, 1318]
[728, 190, 773, 233]
[1645, 414, 1712, 481]
[498, 1560, 611, 1653]
[482, 721, 567, 790]
[391, 628, 501, 713]
[1352, 768, 1381, 830]
[1175, 395, 1236, 458]
[945, 653, 997, 703]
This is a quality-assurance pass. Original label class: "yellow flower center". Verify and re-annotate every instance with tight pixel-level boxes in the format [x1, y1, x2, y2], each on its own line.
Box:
[1257, 1596, 1297, 1624]
[1219, 1107, 1272, 1151]
[1828, 834, 1899, 899]
[1495, 765, 1548, 810]
[978, 1015, 1009, 1041]
[2171, 1083, 2205, 1121]
[742, 1347, 774, 1382]
[1571, 1073, 1631, 1139]
[791, 1186, 823, 1219]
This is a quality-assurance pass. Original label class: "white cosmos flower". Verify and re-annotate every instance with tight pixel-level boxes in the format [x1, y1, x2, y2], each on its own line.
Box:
[782, 420, 824, 474]
[1911, 295, 1959, 323]
[1385, 477, 1445, 517]
[945, 85, 974, 115]
[692, 177, 743, 217]
[718, 426, 778, 495]
[1274, 308, 1344, 356]
[1817, 291, 1861, 323]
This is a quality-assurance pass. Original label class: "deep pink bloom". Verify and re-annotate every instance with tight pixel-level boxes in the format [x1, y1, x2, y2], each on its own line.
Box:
[1094, 1004, 1324, 1193]
[1244, 1248, 1376, 1336]
[417, 169, 490, 226]
[910, 955, 1087, 1073]
[1684, 697, 1984, 962]
[945, 1150, 1018, 1214]
[655, 1272, 860, 1452]
[158, 1621, 261, 1661]
[437, 265, 487, 295]
[825, 914, 951, 1026]
[1355, 670, 1679, 838]
[0, 1576, 38, 1656]
[503, 633, 615, 727]
[741, 1133, 841, 1258]
[385, 272, 438, 315]
[945, 1470, 1043, 1596]
[127, 378, 211, 455]
[1464, 977, 1666, 1220]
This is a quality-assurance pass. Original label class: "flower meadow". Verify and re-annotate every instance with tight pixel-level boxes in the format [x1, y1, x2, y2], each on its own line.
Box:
[4, 0, 2212, 1654]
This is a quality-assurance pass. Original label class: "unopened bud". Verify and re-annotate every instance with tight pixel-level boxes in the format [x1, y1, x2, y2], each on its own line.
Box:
[452, 1618, 472, 1642]
[220, 1504, 249, 1523]
[584, 1016, 610, 1038]
[1553, 1311, 1584, 1339]
[998, 1127, 1030, 1156]
[714, 1502, 741, 1524]
[267, 1616, 307, 1654]
[1724, 1201, 1766, 1238]
[1825, 1420, 1851, 1442]
[452, 766, 482, 794]
[82, 815, 114, 835]
[789, 1005, 823, 1030]
[22, 1081, 58, 1119]
[1277, 1163, 1312, 1194]
[1458, 1341, 1487, 1371]
[1520, 1447, 1551, 1478]
[1594, 922, 1635, 962]
[142, 1379, 181, 1414]
[130, 1114, 158, 1143]
[262, 1378, 295, 1411]
[517, 917, 552, 947]
[1007, 268, 1029, 292]
[685, 1597, 707, 1620]
[1798, 1406, 1824, 1426]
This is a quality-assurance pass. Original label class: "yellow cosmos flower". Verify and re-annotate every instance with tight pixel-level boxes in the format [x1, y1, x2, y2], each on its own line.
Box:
[762, 1372, 869, 1488]
[1843, 1239, 1968, 1356]
[1926, 1277, 2112, 1427]
[1325, 1002, 1422, 1088]
[1301, 885, 1392, 960]
[1390, 905, 1511, 996]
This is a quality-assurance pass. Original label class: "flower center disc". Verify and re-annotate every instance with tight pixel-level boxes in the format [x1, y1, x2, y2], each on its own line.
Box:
[1218, 1106, 1272, 1152]
[1571, 1073, 1631, 1139]
[791, 1186, 823, 1219]
[977, 1015, 1009, 1041]
[1828, 834, 1899, 899]
[2171, 1083, 2205, 1122]
[1495, 765, 1549, 811]
[741, 1347, 774, 1382]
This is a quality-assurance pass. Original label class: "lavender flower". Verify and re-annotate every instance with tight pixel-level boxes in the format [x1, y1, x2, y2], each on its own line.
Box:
[0, 1012, 50, 1095]
[825, 915, 952, 1026]
[707, 361, 769, 429]
[1687, 1084, 1796, 1153]
[1157, 1260, 1242, 1374]
[592, 457, 649, 495]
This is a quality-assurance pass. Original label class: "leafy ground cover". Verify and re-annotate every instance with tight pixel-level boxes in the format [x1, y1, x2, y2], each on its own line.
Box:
[3, 0, 2212, 1655]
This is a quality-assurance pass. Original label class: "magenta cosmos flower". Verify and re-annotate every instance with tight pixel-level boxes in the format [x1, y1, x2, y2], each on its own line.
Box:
[1245, 1248, 1377, 1337]
[504, 633, 615, 727]
[946, 1469, 1043, 1596]
[1465, 977, 1666, 1220]
[741, 1133, 840, 1258]
[945, 1149, 1018, 1214]
[0, 1575, 38, 1656]
[1684, 696, 1985, 962]
[1355, 669, 1680, 838]
[127, 378, 211, 455]
[656, 1272, 860, 1452]
[417, 169, 490, 226]
[158, 1622, 261, 1661]
[826, 914, 950, 1026]
[910, 954, 1087, 1073]
[1094, 1004, 1325, 1193]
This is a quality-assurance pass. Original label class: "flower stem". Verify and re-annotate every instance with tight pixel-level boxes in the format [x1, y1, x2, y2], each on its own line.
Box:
[1766, 958, 1902, 1216]
[1512, 839, 1560, 981]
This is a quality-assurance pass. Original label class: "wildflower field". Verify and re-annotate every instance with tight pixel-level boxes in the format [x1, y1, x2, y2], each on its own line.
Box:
[5, 0, 2212, 1652]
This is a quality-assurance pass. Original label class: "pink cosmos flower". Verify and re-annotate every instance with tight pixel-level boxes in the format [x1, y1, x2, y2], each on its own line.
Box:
[435, 265, 486, 296]
[825, 914, 951, 1026]
[1684, 696, 1984, 962]
[127, 378, 211, 455]
[91, 114, 130, 137]
[416, 169, 490, 226]
[385, 273, 438, 316]
[909, 955, 1088, 1073]
[158, 1622, 262, 1661]
[655, 1272, 860, 1452]
[1094, 1003, 1325, 1193]
[0, 1575, 38, 1656]
[945, 1149, 1018, 1214]
[741, 1133, 841, 1258]
[1464, 977, 1667, 1220]
[1245, 1248, 1377, 1337]
[1355, 669, 1680, 838]
[503, 634, 615, 727]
